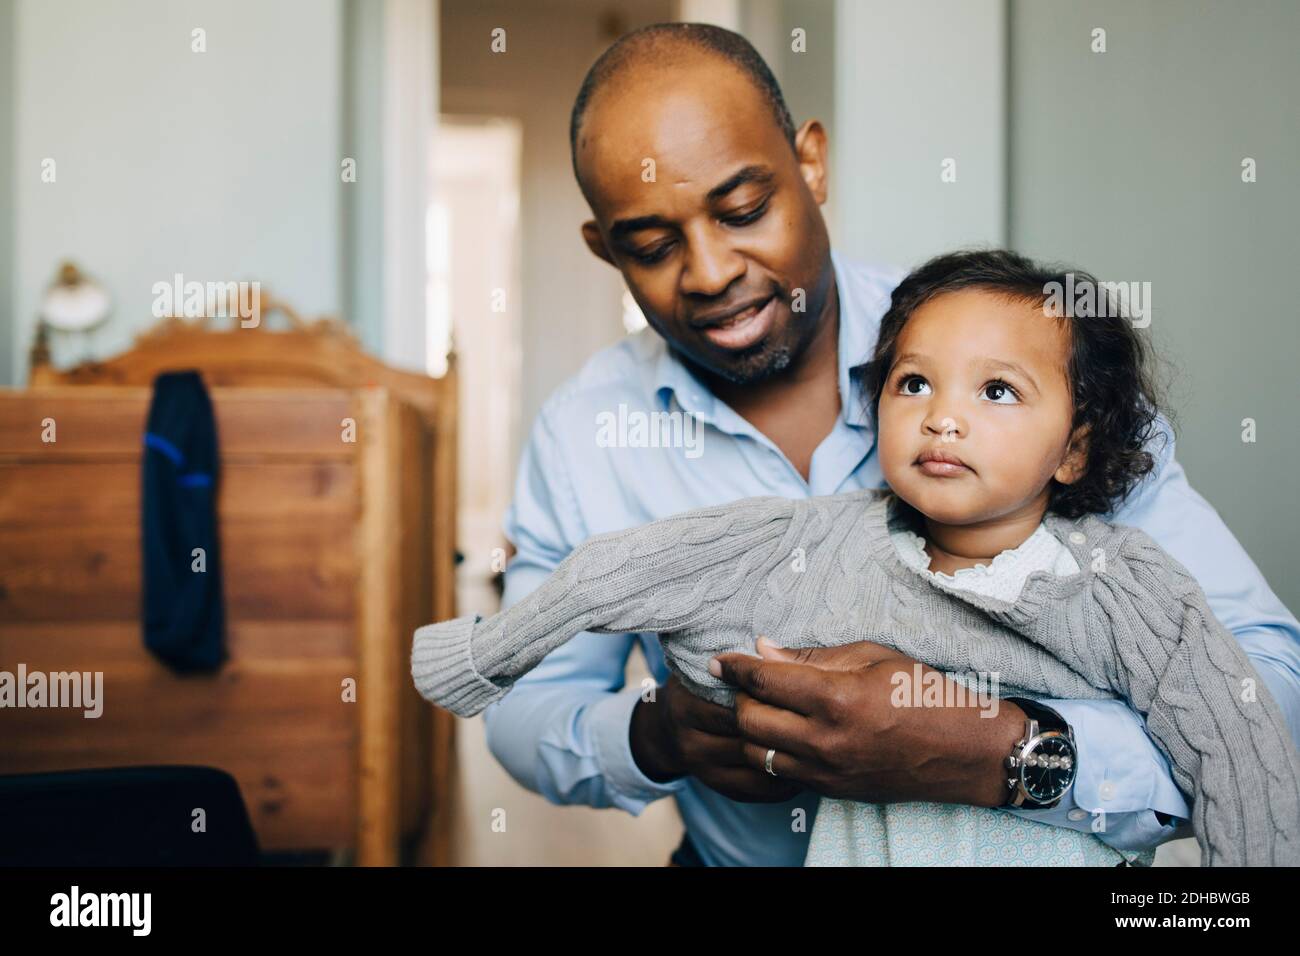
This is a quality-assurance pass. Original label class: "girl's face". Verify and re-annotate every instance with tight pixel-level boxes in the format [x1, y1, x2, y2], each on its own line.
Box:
[877, 288, 1086, 527]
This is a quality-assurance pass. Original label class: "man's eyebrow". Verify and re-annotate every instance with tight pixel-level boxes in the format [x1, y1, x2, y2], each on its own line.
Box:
[608, 165, 777, 243]
[609, 214, 673, 242]
[706, 164, 776, 203]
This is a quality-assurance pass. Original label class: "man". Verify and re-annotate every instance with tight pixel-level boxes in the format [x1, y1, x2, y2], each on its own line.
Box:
[484, 23, 1300, 866]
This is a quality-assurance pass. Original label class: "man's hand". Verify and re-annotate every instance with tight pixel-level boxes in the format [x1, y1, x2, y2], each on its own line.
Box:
[629, 672, 803, 803]
[709, 638, 1026, 808]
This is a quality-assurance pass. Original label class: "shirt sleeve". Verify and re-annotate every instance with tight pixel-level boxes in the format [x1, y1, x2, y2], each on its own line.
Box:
[1004, 415, 1300, 854]
[486, 563, 690, 811]
[479, 408, 682, 813]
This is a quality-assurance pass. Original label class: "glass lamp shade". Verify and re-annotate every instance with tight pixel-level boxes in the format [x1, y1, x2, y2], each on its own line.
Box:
[40, 267, 111, 332]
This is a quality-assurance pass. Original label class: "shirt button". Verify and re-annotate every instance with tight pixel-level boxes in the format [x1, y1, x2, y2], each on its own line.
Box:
[1069, 531, 1087, 545]
[1068, 808, 1090, 822]
[1099, 780, 1116, 801]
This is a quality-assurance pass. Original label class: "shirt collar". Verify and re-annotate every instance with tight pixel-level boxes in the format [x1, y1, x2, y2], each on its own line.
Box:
[653, 248, 884, 429]
[831, 247, 880, 428]
[653, 339, 716, 421]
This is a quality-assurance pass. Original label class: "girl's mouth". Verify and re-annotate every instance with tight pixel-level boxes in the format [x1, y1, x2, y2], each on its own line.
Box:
[916, 459, 972, 478]
[915, 448, 974, 477]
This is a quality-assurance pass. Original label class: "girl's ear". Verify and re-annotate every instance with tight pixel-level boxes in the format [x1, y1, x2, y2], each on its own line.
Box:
[1055, 424, 1091, 486]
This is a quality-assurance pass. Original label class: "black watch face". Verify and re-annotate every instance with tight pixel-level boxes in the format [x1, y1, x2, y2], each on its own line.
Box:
[1022, 734, 1075, 803]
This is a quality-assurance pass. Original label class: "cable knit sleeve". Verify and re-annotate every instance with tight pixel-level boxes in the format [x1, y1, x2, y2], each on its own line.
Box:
[411, 495, 796, 717]
[1086, 526, 1300, 866]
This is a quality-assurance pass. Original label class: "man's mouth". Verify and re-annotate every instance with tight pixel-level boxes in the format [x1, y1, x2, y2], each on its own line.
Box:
[914, 448, 974, 477]
[692, 295, 778, 351]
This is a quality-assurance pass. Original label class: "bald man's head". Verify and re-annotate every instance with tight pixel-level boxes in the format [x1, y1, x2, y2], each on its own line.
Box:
[569, 22, 796, 191]
[568, 22, 835, 388]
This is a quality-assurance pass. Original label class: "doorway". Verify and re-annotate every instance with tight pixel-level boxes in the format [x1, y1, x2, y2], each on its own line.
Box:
[429, 116, 522, 610]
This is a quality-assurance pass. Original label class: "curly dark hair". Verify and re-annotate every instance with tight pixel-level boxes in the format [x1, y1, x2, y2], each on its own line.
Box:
[858, 249, 1168, 520]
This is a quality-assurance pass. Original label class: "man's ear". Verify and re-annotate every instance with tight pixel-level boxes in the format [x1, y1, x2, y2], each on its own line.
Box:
[794, 119, 829, 205]
[581, 220, 615, 266]
[1055, 424, 1091, 486]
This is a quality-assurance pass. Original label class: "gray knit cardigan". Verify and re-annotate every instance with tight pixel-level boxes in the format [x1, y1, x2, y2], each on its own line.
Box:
[411, 488, 1300, 866]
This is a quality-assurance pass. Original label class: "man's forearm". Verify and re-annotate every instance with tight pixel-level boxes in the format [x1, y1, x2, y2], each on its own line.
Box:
[479, 628, 689, 814]
[950, 699, 1026, 808]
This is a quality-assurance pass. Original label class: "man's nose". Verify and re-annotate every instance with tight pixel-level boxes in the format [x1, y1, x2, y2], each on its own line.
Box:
[679, 232, 745, 298]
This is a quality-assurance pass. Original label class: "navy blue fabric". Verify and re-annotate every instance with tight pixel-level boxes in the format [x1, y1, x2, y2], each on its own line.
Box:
[669, 832, 707, 867]
[141, 371, 226, 671]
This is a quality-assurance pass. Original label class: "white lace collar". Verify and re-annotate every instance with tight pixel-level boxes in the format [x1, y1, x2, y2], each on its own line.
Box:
[890, 524, 1079, 603]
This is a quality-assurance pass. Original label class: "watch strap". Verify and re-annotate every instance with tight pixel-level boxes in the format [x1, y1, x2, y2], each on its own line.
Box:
[1006, 696, 1070, 737]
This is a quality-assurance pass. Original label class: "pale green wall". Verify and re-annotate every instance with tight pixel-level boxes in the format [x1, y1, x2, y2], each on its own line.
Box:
[343, 0, 385, 358]
[0, 0, 14, 386]
[1009, 0, 1299, 609]
[774, 0, 835, 134]
[8, 0, 347, 382]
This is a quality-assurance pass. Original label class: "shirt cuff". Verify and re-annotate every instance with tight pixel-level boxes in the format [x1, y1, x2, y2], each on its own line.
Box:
[588, 685, 688, 810]
[1003, 698, 1190, 855]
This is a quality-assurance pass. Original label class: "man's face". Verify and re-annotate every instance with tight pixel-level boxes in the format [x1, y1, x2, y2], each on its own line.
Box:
[576, 57, 833, 385]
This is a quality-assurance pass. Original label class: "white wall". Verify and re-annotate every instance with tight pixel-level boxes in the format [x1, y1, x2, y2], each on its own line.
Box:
[833, 0, 1005, 270]
[381, 0, 438, 374]
[0, 0, 14, 384]
[440, 0, 674, 467]
[342, 0, 387, 360]
[9, 0, 345, 381]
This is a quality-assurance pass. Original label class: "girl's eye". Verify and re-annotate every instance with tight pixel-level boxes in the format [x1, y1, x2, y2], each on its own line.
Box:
[982, 381, 1019, 404]
[898, 375, 931, 396]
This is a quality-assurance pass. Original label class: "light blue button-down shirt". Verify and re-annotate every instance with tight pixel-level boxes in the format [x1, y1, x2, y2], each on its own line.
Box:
[485, 250, 1300, 866]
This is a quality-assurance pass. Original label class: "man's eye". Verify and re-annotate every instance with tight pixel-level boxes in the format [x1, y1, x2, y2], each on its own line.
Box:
[982, 381, 1019, 404]
[722, 200, 770, 227]
[631, 243, 673, 265]
[899, 375, 931, 395]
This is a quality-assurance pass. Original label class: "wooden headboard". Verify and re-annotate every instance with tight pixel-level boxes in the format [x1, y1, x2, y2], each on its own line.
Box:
[7, 299, 459, 865]
[29, 297, 458, 629]
[0, 386, 435, 864]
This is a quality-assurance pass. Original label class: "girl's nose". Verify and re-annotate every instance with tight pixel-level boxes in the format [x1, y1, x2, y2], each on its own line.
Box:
[923, 411, 964, 442]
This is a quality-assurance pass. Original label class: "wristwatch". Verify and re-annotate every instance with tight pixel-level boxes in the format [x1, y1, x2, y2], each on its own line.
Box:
[1002, 697, 1077, 809]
